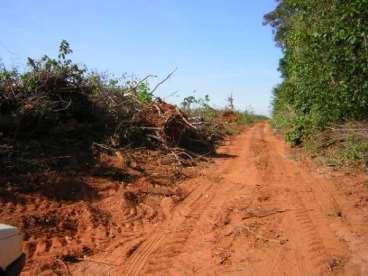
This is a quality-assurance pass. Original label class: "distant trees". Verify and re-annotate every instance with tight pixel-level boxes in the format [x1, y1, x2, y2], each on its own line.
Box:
[265, 0, 368, 145]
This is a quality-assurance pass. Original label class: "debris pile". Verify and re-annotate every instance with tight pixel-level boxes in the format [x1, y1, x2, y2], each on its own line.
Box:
[117, 100, 215, 154]
[222, 110, 239, 123]
[0, 41, 260, 275]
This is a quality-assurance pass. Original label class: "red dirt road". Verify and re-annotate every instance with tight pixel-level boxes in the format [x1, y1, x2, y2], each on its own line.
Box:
[72, 122, 368, 275]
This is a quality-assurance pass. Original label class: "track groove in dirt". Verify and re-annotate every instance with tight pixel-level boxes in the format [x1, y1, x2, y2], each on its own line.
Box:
[70, 122, 368, 275]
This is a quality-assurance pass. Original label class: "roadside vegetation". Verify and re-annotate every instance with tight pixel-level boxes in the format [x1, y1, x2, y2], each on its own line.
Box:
[0, 40, 265, 175]
[0, 41, 266, 274]
[265, 0, 368, 168]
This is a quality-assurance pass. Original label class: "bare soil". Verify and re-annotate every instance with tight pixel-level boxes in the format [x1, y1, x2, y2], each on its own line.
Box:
[73, 122, 368, 275]
[3, 122, 368, 275]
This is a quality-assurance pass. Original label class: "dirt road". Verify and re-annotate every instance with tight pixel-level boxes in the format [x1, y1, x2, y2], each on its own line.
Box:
[72, 122, 368, 275]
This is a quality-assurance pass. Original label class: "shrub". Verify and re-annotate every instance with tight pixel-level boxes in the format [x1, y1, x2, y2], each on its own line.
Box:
[265, 1, 368, 143]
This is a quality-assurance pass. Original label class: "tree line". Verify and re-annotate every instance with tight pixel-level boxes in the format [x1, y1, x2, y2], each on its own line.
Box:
[265, 0, 368, 145]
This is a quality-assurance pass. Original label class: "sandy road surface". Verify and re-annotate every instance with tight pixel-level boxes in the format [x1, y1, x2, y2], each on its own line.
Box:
[72, 122, 368, 275]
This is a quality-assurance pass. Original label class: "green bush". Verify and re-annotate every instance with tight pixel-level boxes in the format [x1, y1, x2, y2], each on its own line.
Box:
[265, 0, 368, 143]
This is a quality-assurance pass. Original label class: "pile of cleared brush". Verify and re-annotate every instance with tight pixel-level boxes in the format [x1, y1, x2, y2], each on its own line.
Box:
[0, 41, 220, 176]
[117, 100, 215, 153]
[305, 121, 368, 167]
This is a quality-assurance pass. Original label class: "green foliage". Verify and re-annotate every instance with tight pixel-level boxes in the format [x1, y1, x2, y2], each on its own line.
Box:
[237, 110, 268, 125]
[265, 0, 368, 144]
[336, 134, 368, 163]
[285, 119, 303, 146]
[333, 137, 367, 166]
[136, 82, 153, 103]
[181, 94, 217, 120]
[181, 96, 197, 110]
[0, 40, 156, 109]
[0, 40, 163, 143]
[24, 39, 86, 94]
[181, 94, 210, 109]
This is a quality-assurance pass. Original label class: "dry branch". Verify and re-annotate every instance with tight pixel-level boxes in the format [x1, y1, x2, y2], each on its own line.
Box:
[151, 68, 177, 94]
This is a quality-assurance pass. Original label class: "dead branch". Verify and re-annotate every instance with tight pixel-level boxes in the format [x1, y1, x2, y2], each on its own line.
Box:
[152, 104, 162, 116]
[146, 134, 165, 144]
[53, 99, 72, 112]
[170, 149, 195, 162]
[127, 74, 158, 94]
[92, 142, 120, 155]
[327, 127, 368, 132]
[151, 68, 177, 94]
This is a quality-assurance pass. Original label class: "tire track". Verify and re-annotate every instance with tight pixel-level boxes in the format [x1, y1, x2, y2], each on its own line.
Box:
[119, 181, 217, 276]
[71, 122, 366, 275]
[265, 125, 344, 275]
[116, 127, 259, 275]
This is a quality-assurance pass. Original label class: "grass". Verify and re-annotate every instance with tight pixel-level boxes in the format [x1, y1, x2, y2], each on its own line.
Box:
[303, 122, 368, 169]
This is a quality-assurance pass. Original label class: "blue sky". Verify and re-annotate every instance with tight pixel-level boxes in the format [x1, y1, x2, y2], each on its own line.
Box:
[0, 1, 281, 115]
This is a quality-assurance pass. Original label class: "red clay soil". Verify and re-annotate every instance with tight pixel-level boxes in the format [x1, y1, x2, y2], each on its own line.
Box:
[0, 148, 194, 275]
[71, 122, 368, 275]
[3, 122, 368, 275]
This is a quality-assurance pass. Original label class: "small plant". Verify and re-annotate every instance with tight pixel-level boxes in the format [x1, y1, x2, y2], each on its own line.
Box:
[136, 82, 153, 103]
[181, 95, 197, 110]
[345, 136, 368, 162]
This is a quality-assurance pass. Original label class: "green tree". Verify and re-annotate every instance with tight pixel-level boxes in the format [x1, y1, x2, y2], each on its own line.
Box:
[265, 0, 368, 144]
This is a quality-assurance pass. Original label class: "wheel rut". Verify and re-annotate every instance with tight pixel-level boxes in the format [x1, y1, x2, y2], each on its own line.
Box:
[71, 122, 368, 275]
[119, 181, 217, 276]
